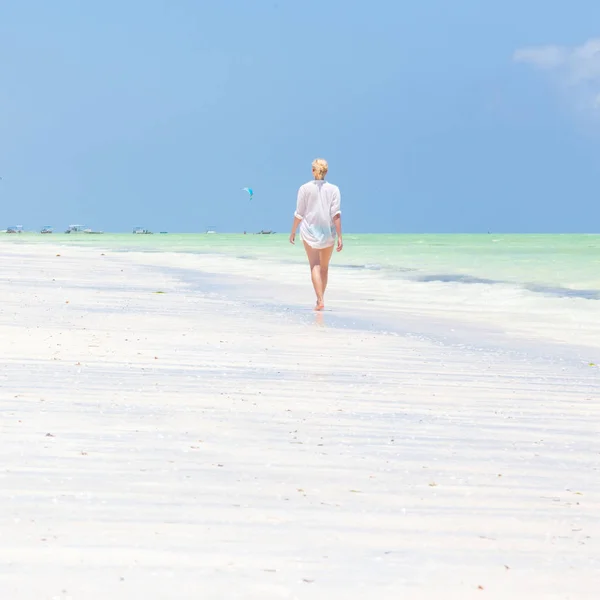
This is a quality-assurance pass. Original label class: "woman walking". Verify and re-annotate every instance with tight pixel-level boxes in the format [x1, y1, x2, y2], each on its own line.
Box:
[289, 158, 343, 310]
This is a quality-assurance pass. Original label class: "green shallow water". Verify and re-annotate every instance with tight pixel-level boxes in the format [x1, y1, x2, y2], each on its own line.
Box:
[2, 233, 599, 291]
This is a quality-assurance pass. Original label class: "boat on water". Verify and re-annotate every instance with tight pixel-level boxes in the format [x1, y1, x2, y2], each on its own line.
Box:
[65, 224, 104, 234]
[40, 226, 53, 234]
[133, 227, 153, 234]
[65, 224, 85, 234]
[5, 225, 23, 234]
[206, 226, 217, 234]
[256, 230, 275, 234]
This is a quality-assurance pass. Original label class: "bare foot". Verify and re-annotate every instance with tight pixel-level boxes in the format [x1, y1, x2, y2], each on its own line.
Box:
[315, 299, 325, 311]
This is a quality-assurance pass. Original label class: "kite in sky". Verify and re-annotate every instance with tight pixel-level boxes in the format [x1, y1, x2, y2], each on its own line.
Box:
[242, 187, 253, 200]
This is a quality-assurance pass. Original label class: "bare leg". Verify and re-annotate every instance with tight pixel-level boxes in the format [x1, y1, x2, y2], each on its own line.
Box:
[303, 241, 324, 310]
[319, 245, 335, 297]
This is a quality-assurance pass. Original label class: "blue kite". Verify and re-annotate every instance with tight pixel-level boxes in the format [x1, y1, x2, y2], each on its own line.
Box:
[242, 187, 253, 200]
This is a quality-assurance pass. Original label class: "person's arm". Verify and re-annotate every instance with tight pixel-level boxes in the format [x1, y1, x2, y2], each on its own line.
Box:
[289, 215, 302, 244]
[331, 187, 342, 251]
[290, 187, 306, 244]
[333, 213, 343, 251]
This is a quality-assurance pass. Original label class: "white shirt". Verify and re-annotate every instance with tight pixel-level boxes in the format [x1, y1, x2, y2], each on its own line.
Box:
[294, 180, 341, 249]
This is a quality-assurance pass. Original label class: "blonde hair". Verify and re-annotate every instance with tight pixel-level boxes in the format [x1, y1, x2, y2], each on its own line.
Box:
[312, 158, 328, 179]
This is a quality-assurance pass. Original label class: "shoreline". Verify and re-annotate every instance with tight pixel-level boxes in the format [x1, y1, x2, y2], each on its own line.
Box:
[1, 242, 599, 599]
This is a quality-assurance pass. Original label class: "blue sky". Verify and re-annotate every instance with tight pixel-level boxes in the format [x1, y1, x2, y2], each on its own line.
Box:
[1, 0, 600, 233]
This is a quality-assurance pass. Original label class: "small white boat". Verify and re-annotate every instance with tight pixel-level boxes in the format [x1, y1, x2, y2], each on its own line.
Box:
[65, 224, 85, 234]
[133, 227, 153, 234]
[64, 224, 103, 234]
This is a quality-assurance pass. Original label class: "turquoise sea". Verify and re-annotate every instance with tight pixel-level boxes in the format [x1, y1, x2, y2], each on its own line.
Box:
[3, 233, 599, 296]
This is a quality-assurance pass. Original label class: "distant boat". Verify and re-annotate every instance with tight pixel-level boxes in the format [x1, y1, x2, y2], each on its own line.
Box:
[6, 225, 23, 234]
[40, 226, 53, 234]
[65, 225, 103, 234]
[256, 230, 275, 235]
[206, 226, 217, 234]
[133, 227, 153, 234]
[65, 224, 85, 234]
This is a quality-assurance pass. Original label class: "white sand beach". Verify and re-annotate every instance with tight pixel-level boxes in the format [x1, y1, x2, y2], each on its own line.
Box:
[1, 242, 599, 600]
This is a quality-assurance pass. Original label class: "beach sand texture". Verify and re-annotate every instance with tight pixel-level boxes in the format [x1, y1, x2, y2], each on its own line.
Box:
[1, 242, 599, 599]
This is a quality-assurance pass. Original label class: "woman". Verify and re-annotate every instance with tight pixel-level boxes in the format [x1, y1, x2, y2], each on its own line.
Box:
[289, 158, 343, 311]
